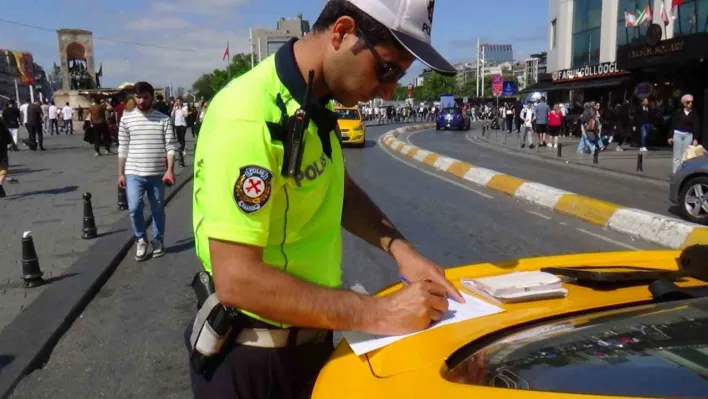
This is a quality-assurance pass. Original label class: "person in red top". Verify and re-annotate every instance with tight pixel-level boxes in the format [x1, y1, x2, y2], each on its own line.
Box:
[548, 103, 563, 148]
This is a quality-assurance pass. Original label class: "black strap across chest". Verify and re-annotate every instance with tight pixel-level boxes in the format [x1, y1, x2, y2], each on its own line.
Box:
[266, 94, 341, 161]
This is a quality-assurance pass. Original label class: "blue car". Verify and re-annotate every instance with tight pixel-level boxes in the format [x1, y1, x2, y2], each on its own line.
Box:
[436, 107, 470, 131]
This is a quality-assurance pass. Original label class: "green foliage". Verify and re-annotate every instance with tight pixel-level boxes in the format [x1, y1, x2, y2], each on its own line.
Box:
[191, 53, 255, 100]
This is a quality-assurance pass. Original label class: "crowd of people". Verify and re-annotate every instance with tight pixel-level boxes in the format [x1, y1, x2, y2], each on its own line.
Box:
[478, 94, 702, 174]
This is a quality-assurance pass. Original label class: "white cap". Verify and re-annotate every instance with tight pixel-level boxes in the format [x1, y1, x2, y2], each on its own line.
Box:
[346, 0, 456, 76]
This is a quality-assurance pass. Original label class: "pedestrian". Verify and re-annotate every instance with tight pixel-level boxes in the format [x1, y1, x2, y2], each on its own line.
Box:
[636, 97, 652, 152]
[24, 99, 44, 151]
[61, 102, 74, 134]
[548, 103, 563, 148]
[77, 104, 84, 122]
[171, 96, 188, 167]
[185, 0, 463, 398]
[48, 101, 59, 136]
[534, 96, 550, 146]
[669, 94, 701, 174]
[89, 97, 113, 156]
[117, 81, 176, 261]
[41, 99, 49, 135]
[520, 102, 536, 149]
[19, 99, 29, 128]
[2, 101, 21, 151]
[0, 117, 12, 197]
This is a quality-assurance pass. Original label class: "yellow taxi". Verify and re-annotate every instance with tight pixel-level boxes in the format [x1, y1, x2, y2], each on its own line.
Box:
[335, 106, 366, 147]
[313, 247, 708, 398]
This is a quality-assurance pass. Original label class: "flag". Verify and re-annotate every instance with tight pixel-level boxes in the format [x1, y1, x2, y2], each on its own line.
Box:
[672, 0, 684, 7]
[634, 5, 652, 25]
[661, 1, 670, 24]
[222, 42, 230, 61]
[625, 10, 636, 27]
[97, 63, 103, 77]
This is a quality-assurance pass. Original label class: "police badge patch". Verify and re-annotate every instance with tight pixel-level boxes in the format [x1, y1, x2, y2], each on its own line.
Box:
[233, 165, 273, 214]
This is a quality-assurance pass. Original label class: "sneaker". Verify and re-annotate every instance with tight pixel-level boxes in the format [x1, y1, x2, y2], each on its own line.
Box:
[152, 238, 165, 258]
[135, 238, 149, 261]
[616, 146, 624, 152]
[640, 147, 648, 152]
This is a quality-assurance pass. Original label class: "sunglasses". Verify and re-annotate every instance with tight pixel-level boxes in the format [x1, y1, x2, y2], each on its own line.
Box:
[356, 27, 406, 84]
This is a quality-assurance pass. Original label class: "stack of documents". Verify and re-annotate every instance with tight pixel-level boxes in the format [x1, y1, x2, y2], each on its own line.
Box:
[343, 292, 503, 356]
[461, 271, 568, 304]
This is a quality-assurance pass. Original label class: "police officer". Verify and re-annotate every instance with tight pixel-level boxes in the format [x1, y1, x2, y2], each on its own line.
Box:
[187, 0, 463, 397]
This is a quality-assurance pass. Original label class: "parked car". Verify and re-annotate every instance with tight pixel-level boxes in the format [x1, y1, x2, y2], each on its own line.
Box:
[436, 107, 470, 131]
[670, 156, 708, 224]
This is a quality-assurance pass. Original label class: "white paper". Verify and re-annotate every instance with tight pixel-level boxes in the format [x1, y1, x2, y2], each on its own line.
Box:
[342, 292, 504, 356]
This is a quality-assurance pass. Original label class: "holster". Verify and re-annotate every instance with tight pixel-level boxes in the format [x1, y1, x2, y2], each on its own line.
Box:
[188, 273, 242, 377]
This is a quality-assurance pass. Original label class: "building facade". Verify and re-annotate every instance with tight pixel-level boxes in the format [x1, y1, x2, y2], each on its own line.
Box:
[480, 44, 514, 65]
[535, 0, 708, 144]
[250, 15, 311, 63]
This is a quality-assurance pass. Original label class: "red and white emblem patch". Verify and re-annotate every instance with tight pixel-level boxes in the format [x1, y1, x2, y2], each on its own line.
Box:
[233, 165, 273, 214]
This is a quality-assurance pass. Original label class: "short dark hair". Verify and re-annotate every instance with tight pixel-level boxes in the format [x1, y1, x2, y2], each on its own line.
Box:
[134, 81, 155, 96]
[312, 0, 403, 50]
[156, 94, 164, 101]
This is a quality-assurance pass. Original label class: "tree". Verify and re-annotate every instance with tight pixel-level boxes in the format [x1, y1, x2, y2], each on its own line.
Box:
[191, 53, 255, 100]
[417, 73, 456, 101]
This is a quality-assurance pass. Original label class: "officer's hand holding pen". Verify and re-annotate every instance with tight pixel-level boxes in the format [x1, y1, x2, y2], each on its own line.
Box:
[371, 278, 449, 336]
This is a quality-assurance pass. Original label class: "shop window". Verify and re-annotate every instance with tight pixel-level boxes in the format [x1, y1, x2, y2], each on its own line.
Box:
[550, 19, 557, 50]
[571, 0, 602, 68]
[674, 0, 708, 36]
[617, 0, 651, 47]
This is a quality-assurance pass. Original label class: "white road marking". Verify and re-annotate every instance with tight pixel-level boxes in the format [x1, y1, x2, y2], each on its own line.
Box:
[350, 283, 369, 295]
[576, 228, 640, 250]
[559, 222, 568, 226]
[527, 210, 552, 220]
[379, 135, 494, 199]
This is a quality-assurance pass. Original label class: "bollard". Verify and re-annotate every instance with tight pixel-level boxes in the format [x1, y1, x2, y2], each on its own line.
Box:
[557, 143, 562, 157]
[21, 231, 44, 288]
[503, 131, 507, 145]
[82, 192, 98, 239]
[637, 153, 643, 172]
[117, 186, 128, 210]
[482, 125, 485, 136]
[593, 147, 599, 164]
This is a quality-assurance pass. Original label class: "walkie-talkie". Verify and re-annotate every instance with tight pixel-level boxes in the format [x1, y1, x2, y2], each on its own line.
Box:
[283, 69, 315, 177]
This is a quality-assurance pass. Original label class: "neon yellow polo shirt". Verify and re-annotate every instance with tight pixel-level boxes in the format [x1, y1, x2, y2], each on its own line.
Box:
[192, 38, 345, 326]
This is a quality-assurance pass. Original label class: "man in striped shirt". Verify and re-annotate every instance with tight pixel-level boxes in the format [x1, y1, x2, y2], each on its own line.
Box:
[118, 81, 177, 261]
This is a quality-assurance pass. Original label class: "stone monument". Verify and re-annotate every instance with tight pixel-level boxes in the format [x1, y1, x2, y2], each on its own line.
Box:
[57, 29, 97, 91]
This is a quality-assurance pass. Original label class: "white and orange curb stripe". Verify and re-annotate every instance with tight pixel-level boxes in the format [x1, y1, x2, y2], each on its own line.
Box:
[382, 124, 708, 249]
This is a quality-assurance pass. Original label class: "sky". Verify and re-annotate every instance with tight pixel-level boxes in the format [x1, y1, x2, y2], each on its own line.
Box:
[0, 0, 548, 90]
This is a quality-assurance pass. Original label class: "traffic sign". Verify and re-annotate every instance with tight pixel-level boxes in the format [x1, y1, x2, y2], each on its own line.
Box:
[407, 84, 414, 98]
[491, 75, 503, 96]
[502, 81, 517, 96]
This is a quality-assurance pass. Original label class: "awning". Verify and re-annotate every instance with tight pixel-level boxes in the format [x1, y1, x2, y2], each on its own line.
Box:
[517, 81, 556, 94]
[519, 76, 632, 94]
[551, 75, 632, 91]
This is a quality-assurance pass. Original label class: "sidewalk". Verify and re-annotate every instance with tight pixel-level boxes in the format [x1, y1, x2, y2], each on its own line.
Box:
[470, 123, 673, 182]
[0, 127, 195, 334]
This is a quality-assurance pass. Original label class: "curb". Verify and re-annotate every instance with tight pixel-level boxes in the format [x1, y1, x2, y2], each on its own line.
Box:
[381, 124, 708, 250]
[467, 123, 670, 184]
[0, 166, 194, 399]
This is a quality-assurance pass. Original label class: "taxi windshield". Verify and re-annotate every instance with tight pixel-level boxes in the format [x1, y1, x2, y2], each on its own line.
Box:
[446, 297, 708, 398]
[336, 109, 361, 120]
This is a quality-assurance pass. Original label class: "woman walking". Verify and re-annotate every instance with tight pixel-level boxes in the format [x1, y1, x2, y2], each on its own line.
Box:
[669, 94, 701, 174]
[548, 103, 563, 148]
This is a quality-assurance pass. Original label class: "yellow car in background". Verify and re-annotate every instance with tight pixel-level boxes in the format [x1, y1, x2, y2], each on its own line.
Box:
[335, 106, 366, 147]
[313, 248, 708, 399]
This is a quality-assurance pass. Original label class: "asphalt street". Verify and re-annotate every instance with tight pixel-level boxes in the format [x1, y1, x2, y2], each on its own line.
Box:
[407, 128, 673, 217]
[10, 123, 658, 398]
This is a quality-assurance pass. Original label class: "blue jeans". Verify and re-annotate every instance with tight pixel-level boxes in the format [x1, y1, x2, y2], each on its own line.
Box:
[672, 132, 693, 174]
[640, 123, 650, 148]
[126, 174, 166, 241]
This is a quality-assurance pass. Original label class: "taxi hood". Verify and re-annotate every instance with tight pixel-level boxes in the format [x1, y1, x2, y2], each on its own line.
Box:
[361, 249, 696, 378]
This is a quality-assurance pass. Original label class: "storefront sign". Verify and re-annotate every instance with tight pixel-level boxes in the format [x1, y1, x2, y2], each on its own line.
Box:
[633, 81, 653, 99]
[551, 62, 624, 82]
[629, 41, 684, 59]
[617, 32, 708, 70]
